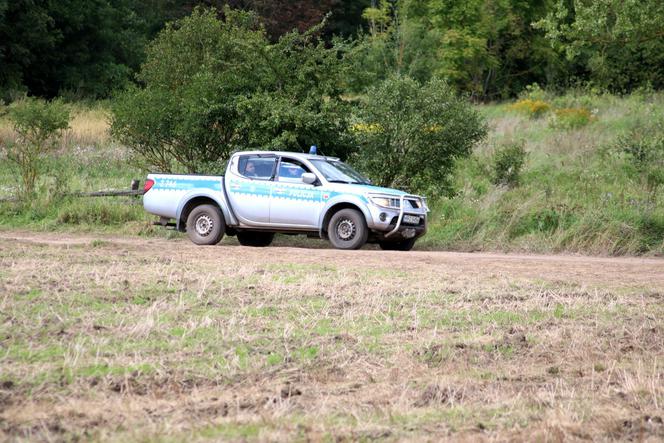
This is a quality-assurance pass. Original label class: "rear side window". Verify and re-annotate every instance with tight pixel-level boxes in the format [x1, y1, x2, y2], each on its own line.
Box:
[238, 155, 277, 180]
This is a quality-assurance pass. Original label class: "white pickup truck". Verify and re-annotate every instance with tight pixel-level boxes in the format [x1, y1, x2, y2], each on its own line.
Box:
[143, 150, 428, 250]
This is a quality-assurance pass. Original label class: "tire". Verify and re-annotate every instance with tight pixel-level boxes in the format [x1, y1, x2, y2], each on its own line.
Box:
[237, 231, 275, 247]
[186, 204, 225, 245]
[327, 208, 368, 250]
[378, 238, 417, 251]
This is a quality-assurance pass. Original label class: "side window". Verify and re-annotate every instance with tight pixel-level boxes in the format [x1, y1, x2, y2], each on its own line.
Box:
[238, 155, 277, 180]
[278, 159, 309, 183]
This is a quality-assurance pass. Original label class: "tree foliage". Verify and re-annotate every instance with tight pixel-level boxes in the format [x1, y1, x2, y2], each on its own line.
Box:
[352, 75, 487, 193]
[534, 0, 664, 91]
[349, 0, 561, 99]
[2, 0, 663, 100]
[110, 7, 354, 173]
[0, 0, 150, 99]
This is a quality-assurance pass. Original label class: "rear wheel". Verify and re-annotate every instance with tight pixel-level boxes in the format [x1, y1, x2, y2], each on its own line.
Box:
[378, 238, 417, 251]
[186, 204, 225, 245]
[237, 231, 275, 247]
[327, 209, 368, 250]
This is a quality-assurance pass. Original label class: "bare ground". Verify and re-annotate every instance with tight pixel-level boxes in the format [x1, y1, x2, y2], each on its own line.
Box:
[0, 230, 662, 442]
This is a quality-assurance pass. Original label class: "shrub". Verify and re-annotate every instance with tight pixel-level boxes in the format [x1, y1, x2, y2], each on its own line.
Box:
[1, 97, 70, 199]
[549, 107, 595, 130]
[352, 75, 487, 194]
[508, 99, 551, 119]
[491, 142, 527, 187]
[518, 83, 550, 102]
[616, 125, 664, 169]
[615, 123, 664, 195]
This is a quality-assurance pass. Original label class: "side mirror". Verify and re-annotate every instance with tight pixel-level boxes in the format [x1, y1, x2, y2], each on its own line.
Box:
[301, 173, 317, 185]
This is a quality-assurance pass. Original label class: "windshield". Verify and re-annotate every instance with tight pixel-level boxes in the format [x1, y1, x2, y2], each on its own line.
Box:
[310, 159, 370, 184]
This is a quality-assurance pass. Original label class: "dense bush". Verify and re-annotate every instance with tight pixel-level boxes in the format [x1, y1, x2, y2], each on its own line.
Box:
[111, 7, 355, 173]
[352, 75, 487, 194]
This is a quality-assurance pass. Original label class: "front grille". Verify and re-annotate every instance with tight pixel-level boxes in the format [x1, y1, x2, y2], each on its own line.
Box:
[406, 199, 421, 209]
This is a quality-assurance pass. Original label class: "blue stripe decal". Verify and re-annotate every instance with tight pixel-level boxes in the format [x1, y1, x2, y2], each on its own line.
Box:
[273, 187, 320, 202]
[154, 178, 221, 191]
[229, 180, 272, 197]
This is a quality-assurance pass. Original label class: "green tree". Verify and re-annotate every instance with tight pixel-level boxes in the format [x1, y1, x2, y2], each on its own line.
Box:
[352, 75, 487, 193]
[111, 7, 354, 173]
[346, 0, 439, 92]
[534, 0, 664, 91]
[1, 97, 70, 199]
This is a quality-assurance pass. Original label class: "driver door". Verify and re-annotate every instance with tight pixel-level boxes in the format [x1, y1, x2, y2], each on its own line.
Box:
[269, 158, 322, 227]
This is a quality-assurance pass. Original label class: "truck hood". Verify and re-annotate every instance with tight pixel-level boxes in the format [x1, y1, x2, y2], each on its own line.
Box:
[326, 182, 409, 197]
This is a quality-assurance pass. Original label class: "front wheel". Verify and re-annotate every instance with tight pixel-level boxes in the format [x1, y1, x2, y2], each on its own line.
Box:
[378, 238, 417, 251]
[327, 209, 368, 250]
[186, 204, 225, 245]
[237, 231, 274, 247]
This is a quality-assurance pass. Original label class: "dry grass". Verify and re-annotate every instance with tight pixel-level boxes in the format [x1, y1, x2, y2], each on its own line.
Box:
[61, 107, 110, 148]
[0, 231, 662, 441]
[0, 106, 110, 150]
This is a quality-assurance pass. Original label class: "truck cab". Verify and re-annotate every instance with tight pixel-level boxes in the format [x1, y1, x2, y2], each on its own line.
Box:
[143, 151, 428, 250]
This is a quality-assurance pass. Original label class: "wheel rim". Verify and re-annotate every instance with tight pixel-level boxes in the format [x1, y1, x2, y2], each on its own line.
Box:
[336, 218, 356, 241]
[195, 214, 214, 237]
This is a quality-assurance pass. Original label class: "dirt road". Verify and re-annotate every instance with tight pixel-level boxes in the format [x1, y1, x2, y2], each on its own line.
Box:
[2, 230, 663, 289]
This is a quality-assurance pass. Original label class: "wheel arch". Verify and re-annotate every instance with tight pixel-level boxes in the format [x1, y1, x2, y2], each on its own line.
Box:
[320, 201, 371, 240]
[177, 195, 227, 232]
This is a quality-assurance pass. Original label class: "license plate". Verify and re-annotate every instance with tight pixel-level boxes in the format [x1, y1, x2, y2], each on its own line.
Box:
[403, 214, 420, 225]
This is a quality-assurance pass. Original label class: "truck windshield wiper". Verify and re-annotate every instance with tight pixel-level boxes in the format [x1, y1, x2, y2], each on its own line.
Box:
[327, 179, 354, 184]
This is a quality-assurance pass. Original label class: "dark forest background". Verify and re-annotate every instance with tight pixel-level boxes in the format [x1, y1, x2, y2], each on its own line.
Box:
[2, 0, 663, 101]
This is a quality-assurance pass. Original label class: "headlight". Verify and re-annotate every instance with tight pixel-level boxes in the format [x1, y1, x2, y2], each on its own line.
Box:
[369, 195, 401, 209]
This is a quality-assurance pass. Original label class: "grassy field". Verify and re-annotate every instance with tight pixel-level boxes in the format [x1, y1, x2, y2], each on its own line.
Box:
[0, 92, 663, 255]
[422, 91, 664, 255]
[1, 232, 662, 441]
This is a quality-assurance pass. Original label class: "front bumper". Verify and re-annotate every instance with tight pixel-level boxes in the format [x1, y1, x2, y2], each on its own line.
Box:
[366, 194, 428, 240]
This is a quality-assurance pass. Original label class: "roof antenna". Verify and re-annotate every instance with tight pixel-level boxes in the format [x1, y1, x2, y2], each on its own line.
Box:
[309, 145, 317, 155]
